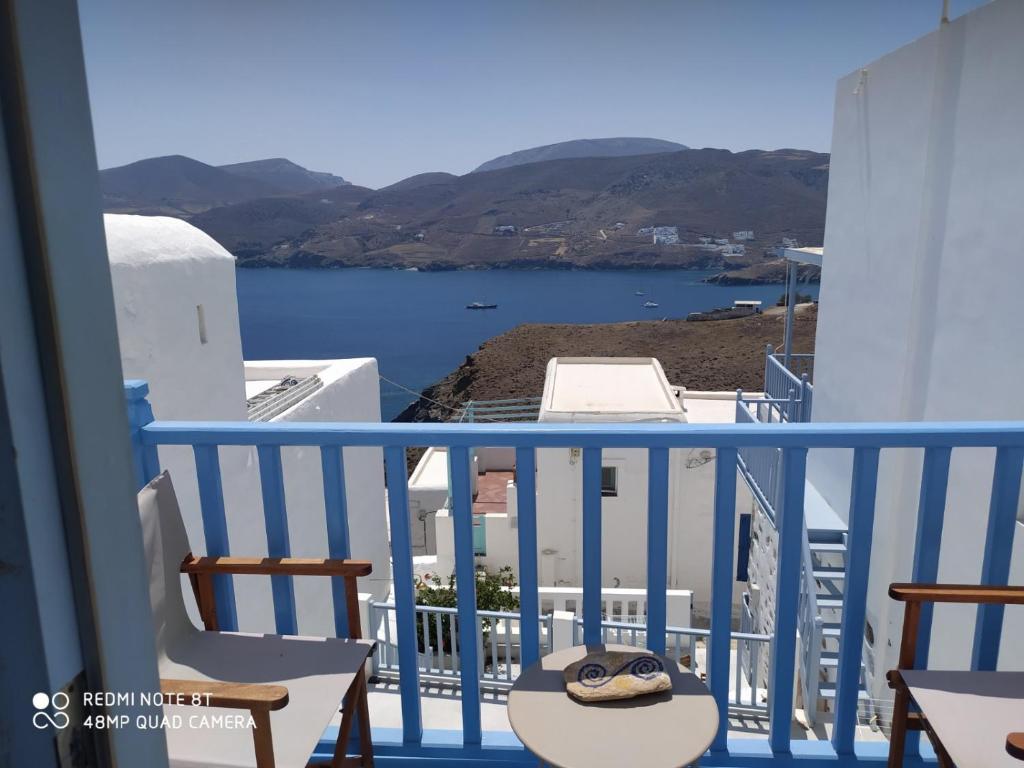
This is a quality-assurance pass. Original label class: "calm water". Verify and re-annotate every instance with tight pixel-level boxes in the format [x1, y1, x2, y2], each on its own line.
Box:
[235, 268, 819, 420]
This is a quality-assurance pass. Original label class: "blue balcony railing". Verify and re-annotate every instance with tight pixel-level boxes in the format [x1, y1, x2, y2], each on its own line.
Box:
[764, 345, 814, 422]
[459, 397, 543, 423]
[125, 380, 1024, 766]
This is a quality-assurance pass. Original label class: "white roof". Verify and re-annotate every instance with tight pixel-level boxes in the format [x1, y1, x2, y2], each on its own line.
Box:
[539, 357, 686, 423]
[104, 213, 234, 266]
[734, 300, 763, 307]
[783, 246, 824, 266]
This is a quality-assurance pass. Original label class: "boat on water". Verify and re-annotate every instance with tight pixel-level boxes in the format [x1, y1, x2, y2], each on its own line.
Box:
[466, 302, 498, 310]
[634, 290, 645, 296]
[643, 300, 660, 308]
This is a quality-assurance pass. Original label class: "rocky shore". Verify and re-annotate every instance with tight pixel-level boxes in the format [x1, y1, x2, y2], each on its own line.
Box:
[395, 305, 817, 423]
[703, 258, 821, 285]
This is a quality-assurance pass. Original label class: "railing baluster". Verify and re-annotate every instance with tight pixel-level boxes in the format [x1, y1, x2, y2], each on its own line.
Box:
[515, 447, 540, 667]
[734, 636, 742, 707]
[709, 447, 738, 751]
[832, 448, 880, 755]
[489, 624, 498, 680]
[582, 447, 602, 645]
[422, 611, 433, 672]
[448, 445, 482, 744]
[646, 447, 670, 655]
[972, 446, 1024, 670]
[503, 617, 512, 681]
[450, 611, 459, 673]
[752, 641, 760, 705]
[905, 445, 951, 756]
[193, 445, 238, 631]
[320, 446, 351, 638]
[769, 447, 807, 753]
[383, 445, 422, 743]
[435, 611, 445, 673]
[256, 445, 297, 635]
[382, 602, 392, 670]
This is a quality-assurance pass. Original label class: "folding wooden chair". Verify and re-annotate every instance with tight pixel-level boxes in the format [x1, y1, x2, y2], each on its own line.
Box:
[886, 583, 1024, 767]
[139, 471, 374, 768]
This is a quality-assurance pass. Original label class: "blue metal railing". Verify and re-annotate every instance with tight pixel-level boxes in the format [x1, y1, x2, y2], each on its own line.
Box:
[125, 380, 1024, 765]
[764, 345, 814, 422]
[735, 394, 784, 520]
[459, 397, 542, 423]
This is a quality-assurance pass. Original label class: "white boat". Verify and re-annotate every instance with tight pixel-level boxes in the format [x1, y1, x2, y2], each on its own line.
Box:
[634, 290, 645, 296]
[643, 300, 659, 308]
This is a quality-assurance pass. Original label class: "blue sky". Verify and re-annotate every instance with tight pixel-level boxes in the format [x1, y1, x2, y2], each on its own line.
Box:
[79, 0, 989, 188]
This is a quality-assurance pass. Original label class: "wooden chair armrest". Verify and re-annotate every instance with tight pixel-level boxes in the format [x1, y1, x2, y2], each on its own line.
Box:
[1007, 733, 1024, 761]
[160, 679, 289, 711]
[889, 583, 1024, 605]
[181, 554, 372, 578]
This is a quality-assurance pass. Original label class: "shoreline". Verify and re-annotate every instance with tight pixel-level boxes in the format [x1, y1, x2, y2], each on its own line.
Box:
[395, 304, 818, 423]
[235, 261, 804, 284]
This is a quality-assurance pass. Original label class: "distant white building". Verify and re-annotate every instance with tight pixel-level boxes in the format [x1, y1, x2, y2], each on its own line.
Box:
[638, 225, 680, 244]
[780, 237, 799, 248]
[698, 236, 713, 246]
[733, 230, 754, 241]
[105, 214, 392, 637]
[652, 226, 680, 244]
[714, 238, 729, 246]
[419, 357, 753, 621]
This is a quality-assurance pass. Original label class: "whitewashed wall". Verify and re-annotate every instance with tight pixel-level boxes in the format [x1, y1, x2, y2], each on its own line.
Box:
[808, 0, 1024, 698]
[252, 358, 392, 636]
[524, 446, 751, 622]
[106, 215, 389, 637]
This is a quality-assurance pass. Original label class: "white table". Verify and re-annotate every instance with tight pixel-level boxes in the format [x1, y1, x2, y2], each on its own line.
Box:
[508, 644, 719, 768]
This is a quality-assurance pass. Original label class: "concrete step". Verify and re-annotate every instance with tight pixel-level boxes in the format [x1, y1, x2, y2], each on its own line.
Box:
[808, 541, 848, 554]
[822, 623, 842, 638]
[816, 596, 844, 609]
[819, 684, 870, 701]
[813, 567, 845, 580]
[818, 652, 866, 670]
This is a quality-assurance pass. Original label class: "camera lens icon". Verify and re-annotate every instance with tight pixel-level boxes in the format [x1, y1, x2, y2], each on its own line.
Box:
[32, 691, 70, 730]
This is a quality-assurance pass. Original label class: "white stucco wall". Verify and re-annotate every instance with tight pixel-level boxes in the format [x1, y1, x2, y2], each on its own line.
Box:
[808, 0, 1024, 696]
[106, 215, 263, 624]
[533, 446, 750, 622]
[106, 215, 390, 637]
[251, 358, 392, 635]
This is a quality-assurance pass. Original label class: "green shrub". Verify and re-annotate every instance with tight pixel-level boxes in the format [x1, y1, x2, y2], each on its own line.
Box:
[413, 566, 519, 654]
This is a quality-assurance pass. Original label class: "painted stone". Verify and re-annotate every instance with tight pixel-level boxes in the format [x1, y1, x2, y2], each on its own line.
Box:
[564, 650, 671, 702]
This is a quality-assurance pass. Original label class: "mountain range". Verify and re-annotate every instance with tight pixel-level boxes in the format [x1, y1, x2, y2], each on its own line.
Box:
[100, 139, 828, 270]
[471, 137, 688, 173]
[100, 155, 348, 215]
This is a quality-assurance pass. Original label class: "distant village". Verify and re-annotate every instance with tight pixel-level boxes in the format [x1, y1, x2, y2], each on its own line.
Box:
[489, 221, 801, 253]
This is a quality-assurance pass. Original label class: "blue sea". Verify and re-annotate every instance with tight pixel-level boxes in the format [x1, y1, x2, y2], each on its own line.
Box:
[235, 268, 819, 421]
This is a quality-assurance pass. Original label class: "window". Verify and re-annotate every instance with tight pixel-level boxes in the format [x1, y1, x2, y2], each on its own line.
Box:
[196, 304, 208, 344]
[601, 466, 618, 497]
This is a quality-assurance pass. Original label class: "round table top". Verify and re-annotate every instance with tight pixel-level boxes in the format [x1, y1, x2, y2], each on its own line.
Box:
[508, 644, 719, 768]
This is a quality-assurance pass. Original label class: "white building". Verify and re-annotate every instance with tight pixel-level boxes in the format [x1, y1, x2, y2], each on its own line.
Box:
[421, 357, 753, 622]
[652, 226, 680, 244]
[807, 0, 1024, 693]
[105, 214, 392, 636]
[736, 0, 1024, 722]
[733, 230, 754, 241]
